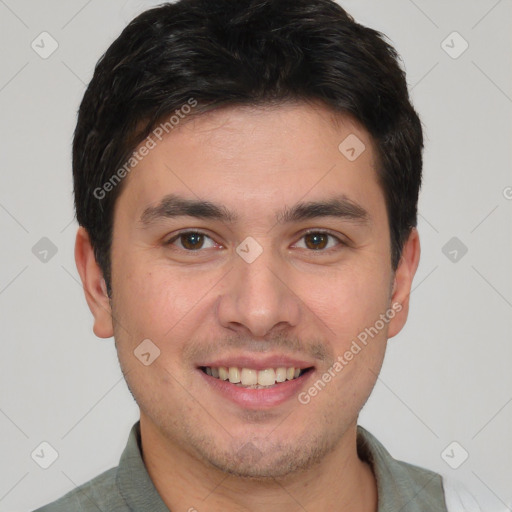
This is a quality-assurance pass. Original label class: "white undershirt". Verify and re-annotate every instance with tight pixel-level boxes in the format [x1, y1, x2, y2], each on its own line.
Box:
[443, 477, 484, 512]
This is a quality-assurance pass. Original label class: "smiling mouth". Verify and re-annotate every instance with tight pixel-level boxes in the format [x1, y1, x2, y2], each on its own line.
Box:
[199, 366, 314, 389]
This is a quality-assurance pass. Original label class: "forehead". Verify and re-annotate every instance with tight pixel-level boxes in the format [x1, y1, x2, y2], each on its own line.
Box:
[113, 102, 385, 226]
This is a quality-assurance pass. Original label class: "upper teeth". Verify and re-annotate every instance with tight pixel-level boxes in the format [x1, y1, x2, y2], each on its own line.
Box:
[204, 366, 302, 386]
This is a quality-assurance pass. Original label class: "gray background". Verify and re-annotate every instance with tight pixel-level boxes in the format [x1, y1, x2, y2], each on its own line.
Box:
[0, 0, 511, 510]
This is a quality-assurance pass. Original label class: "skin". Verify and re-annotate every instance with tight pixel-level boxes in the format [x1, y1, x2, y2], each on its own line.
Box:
[75, 101, 420, 511]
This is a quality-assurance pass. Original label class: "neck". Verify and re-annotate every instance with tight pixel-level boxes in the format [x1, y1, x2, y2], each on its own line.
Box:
[139, 416, 378, 512]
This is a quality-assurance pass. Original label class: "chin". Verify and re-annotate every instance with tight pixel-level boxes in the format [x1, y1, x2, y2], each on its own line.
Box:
[195, 433, 337, 480]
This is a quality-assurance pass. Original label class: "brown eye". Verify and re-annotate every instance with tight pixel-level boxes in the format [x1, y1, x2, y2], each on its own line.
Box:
[304, 232, 329, 250]
[295, 231, 344, 251]
[166, 231, 217, 251]
[180, 232, 205, 250]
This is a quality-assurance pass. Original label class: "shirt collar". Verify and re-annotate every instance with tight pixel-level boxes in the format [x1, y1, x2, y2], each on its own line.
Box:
[356, 425, 445, 511]
[116, 421, 170, 511]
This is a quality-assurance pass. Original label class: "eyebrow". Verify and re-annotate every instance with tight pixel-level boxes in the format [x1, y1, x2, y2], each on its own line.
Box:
[277, 195, 370, 225]
[139, 193, 371, 227]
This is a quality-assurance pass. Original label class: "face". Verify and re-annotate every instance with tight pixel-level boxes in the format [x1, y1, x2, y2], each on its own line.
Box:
[78, 102, 419, 478]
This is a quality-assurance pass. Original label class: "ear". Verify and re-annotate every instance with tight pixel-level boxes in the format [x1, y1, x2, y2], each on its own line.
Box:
[74, 226, 114, 338]
[387, 227, 421, 339]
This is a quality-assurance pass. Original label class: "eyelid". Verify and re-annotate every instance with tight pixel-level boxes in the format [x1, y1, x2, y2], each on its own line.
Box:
[292, 229, 347, 250]
[164, 228, 347, 251]
[298, 228, 347, 240]
[164, 229, 220, 247]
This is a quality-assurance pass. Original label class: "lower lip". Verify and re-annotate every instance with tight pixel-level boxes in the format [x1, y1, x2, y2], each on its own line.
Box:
[198, 369, 314, 408]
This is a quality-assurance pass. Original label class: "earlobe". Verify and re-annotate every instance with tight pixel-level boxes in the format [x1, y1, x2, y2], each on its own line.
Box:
[74, 227, 114, 339]
[387, 228, 421, 339]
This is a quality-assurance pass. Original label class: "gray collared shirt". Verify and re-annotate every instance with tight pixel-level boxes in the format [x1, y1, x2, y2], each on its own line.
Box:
[33, 421, 448, 511]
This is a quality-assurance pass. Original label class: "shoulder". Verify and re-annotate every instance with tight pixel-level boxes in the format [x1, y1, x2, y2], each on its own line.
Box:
[356, 426, 486, 512]
[383, 459, 485, 512]
[357, 426, 446, 509]
[357, 426, 445, 489]
[32, 466, 127, 512]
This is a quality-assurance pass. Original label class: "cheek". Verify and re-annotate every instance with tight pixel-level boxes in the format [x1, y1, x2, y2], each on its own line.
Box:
[299, 263, 391, 341]
[114, 261, 219, 344]
[298, 262, 390, 401]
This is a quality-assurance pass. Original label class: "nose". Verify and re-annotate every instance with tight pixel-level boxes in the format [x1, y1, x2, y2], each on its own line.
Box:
[216, 246, 301, 338]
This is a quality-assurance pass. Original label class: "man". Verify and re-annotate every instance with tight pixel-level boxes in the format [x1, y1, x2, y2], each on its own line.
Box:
[35, 0, 482, 510]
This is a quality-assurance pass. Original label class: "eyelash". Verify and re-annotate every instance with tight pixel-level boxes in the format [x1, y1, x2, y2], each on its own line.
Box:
[164, 229, 346, 253]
